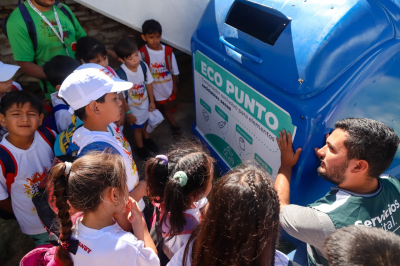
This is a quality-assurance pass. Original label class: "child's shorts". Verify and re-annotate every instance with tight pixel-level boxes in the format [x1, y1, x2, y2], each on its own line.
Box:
[156, 94, 178, 113]
[156, 93, 176, 105]
[130, 120, 148, 130]
[28, 232, 50, 246]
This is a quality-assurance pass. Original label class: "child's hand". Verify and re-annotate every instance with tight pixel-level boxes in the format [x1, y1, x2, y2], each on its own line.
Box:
[149, 102, 156, 112]
[126, 197, 142, 224]
[127, 113, 137, 125]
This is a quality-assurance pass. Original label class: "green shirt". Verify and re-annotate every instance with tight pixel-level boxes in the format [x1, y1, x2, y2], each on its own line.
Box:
[308, 175, 400, 266]
[7, 2, 86, 98]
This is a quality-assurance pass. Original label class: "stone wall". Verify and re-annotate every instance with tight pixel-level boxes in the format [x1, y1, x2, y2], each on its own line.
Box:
[0, 0, 142, 67]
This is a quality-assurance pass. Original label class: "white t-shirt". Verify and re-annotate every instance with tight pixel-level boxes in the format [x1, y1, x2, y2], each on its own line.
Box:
[145, 45, 179, 101]
[164, 197, 207, 256]
[71, 124, 138, 192]
[167, 242, 289, 266]
[50, 92, 72, 133]
[121, 62, 154, 125]
[71, 217, 160, 266]
[0, 131, 54, 235]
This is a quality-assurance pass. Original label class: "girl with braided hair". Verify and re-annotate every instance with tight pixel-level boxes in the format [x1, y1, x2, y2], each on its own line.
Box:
[145, 143, 215, 260]
[50, 152, 159, 266]
[168, 165, 289, 266]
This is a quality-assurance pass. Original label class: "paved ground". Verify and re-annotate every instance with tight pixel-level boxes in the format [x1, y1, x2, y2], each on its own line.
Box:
[0, 52, 196, 265]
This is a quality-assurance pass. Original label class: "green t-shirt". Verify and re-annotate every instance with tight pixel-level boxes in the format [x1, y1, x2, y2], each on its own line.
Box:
[7, 2, 86, 98]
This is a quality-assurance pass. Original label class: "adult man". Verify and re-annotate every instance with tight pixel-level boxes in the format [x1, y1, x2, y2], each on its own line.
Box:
[275, 118, 400, 266]
[6, 0, 86, 99]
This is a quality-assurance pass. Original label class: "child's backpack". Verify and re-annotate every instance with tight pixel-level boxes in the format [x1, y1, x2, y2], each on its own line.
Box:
[140, 45, 173, 73]
[0, 127, 55, 194]
[2, 0, 75, 53]
[115, 61, 147, 83]
[53, 114, 83, 158]
[42, 104, 69, 134]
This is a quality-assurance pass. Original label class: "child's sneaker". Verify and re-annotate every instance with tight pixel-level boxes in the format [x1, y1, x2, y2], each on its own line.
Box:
[171, 126, 183, 140]
[137, 147, 152, 161]
[143, 138, 159, 152]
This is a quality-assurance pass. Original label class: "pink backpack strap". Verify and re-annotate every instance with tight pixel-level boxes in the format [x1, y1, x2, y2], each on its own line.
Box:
[20, 244, 60, 266]
[162, 213, 199, 238]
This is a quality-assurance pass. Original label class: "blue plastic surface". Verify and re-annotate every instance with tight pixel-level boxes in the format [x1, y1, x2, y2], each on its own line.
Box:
[191, 0, 400, 206]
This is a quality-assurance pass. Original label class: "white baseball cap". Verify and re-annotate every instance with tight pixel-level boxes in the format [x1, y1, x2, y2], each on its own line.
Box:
[0, 62, 20, 82]
[59, 63, 133, 111]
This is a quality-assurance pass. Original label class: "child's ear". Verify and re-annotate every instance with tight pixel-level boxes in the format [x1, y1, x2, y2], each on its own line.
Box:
[117, 57, 124, 64]
[38, 113, 44, 126]
[87, 101, 99, 116]
[55, 85, 61, 91]
[141, 34, 146, 42]
[0, 113, 6, 128]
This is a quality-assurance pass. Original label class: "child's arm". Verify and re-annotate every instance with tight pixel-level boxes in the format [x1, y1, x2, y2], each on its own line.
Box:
[127, 197, 157, 254]
[129, 180, 147, 202]
[114, 210, 133, 232]
[146, 83, 156, 112]
[172, 75, 178, 95]
[0, 197, 13, 213]
[124, 97, 137, 125]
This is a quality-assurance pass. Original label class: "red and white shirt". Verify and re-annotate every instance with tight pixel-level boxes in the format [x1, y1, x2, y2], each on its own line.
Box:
[0, 131, 54, 235]
[145, 45, 179, 101]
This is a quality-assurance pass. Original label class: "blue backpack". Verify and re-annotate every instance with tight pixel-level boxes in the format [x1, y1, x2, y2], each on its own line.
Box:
[42, 104, 69, 134]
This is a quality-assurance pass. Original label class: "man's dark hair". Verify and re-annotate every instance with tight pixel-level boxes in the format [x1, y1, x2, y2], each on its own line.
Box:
[114, 36, 138, 59]
[142, 19, 162, 35]
[73, 94, 106, 121]
[75, 36, 107, 63]
[335, 118, 399, 178]
[0, 90, 43, 115]
[43, 55, 80, 87]
[324, 225, 400, 266]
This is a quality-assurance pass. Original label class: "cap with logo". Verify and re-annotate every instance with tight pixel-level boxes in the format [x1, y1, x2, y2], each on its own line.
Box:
[0, 62, 20, 82]
[58, 63, 133, 111]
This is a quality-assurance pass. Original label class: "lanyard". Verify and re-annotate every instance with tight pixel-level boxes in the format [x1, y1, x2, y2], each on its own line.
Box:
[27, 0, 69, 56]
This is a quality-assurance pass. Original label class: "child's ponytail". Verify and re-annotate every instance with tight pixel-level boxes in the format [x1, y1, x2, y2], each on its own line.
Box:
[51, 161, 73, 266]
[162, 172, 189, 239]
[145, 156, 169, 203]
[159, 147, 214, 239]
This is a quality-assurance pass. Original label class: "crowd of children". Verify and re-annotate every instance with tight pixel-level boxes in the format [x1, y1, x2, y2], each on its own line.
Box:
[1, 16, 400, 266]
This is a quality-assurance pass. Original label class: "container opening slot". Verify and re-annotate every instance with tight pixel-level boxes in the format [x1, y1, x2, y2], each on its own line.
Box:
[225, 1, 290, 46]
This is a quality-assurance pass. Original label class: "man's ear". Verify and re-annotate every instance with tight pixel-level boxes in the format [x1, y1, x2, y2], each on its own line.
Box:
[38, 113, 44, 126]
[141, 34, 146, 42]
[350, 159, 369, 174]
[0, 113, 6, 128]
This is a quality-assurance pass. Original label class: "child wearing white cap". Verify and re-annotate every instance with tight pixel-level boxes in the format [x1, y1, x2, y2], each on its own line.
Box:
[58, 63, 147, 229]
[0, 61, 22, 101]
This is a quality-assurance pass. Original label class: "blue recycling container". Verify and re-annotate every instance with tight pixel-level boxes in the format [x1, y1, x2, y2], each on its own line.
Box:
[191, 0, 400, 206]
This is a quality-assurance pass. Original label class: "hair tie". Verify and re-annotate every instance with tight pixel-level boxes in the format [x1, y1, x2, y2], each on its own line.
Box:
[64, 162, 72, 176]
[156, 154, 168, 165]
[173, 171, 188, 187]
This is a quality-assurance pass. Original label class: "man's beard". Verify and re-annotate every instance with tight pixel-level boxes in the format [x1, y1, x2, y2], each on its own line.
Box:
[33, 0, 54, 8]
[317, 159, 349, 186]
